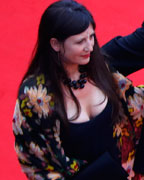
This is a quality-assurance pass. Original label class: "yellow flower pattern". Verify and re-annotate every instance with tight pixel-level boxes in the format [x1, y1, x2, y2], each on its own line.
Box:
[26, 84, 52, 118]
[23, 108, 33, 117]
[21, 97, 29, 109]
[45, 165, 54, 171]
[37, 74, 45, 85]
[70, 160, 79, 172]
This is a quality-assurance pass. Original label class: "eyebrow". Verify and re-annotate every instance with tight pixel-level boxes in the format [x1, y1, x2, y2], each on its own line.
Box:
[77, 32, 95, 41]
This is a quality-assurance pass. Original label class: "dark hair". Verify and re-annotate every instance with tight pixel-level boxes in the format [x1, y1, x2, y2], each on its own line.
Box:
[22, 0, 120, 126]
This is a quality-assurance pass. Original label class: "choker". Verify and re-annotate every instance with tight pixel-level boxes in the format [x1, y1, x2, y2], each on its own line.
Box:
[63, 66, 88, 89]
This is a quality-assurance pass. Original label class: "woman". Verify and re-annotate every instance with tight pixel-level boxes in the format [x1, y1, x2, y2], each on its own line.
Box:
[12, 0, 144, 179]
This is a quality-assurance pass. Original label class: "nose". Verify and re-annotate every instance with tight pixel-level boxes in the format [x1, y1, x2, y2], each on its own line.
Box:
[84, 40, 94, 52]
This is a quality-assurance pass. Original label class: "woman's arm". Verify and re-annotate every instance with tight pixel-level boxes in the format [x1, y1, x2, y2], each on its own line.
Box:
[127, 84, 144, 174]
[101, 22, 144, 76]
[12, 75, 86, 180]
[113, 72, 144, 176]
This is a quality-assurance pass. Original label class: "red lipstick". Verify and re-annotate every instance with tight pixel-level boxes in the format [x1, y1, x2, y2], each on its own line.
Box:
[81, 54, 90, 58]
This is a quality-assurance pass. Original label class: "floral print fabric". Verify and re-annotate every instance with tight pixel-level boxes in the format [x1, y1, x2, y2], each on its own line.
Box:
[13, 75, 85, 180]
[113, 72, 144, 179]
[12, 72, 144, 180]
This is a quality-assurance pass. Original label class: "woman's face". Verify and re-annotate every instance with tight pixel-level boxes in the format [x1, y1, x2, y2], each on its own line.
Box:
[60, 24, 95, 67]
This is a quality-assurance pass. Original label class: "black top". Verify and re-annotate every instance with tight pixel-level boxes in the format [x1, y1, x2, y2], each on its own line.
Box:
[61, 101, 120, 164]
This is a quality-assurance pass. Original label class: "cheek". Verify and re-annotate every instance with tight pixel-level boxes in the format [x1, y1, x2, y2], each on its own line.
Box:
[91, 39, 95, 47]
[67, 47, 82, 57]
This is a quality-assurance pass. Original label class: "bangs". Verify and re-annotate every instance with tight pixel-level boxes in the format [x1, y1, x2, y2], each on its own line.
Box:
[53, 9, 95, 41]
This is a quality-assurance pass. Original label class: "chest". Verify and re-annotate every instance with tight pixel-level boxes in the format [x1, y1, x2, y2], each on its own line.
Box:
[61, 101, 115, 163]
[64, 81, 108, 123]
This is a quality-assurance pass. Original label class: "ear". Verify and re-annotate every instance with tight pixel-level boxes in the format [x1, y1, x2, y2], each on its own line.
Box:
[50, 38, 61, 52]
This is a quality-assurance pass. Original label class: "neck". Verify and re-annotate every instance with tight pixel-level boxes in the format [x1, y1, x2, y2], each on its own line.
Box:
[63, 63, 80, 80]
[62, 64, 88, 90]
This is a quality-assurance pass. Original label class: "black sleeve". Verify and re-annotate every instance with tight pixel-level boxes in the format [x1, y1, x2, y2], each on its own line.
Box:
[71, 152, 128, 180]
[101, 21, 144, 76]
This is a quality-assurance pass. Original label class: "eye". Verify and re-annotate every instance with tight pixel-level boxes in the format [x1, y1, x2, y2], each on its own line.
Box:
[90, 34, 94, 40]
[77, 39, 85, 44]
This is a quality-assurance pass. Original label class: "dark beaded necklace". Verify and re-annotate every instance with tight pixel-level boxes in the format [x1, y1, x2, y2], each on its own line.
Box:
[63, 66, 88, 89]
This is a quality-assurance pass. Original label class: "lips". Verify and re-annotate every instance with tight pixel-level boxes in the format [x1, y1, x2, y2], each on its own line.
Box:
[81, 54, 90, 58]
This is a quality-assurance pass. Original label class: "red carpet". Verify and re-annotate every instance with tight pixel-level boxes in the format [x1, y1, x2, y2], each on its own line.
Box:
[0, 0, 143, 179]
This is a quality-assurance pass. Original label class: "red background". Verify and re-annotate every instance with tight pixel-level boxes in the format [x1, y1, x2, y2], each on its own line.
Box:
[0, 0, 143, 179]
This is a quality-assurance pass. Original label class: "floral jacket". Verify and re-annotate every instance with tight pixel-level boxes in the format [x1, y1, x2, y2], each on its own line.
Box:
[12, 72, 144, 180]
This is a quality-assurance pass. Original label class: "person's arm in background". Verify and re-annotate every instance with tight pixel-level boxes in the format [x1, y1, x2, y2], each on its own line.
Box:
[101, 21, 144, 76]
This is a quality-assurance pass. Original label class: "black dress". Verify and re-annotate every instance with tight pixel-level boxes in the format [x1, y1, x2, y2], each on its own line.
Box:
[61, 101, 128, 180]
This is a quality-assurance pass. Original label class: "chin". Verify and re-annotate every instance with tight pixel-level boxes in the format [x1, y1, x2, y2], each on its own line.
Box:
[81, 58, 90, 65]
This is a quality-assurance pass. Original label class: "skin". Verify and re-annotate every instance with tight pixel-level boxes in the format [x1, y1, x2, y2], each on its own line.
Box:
[60, 23, 95, 79]
[50, 24, 95, 80]
[50, 24, 108, 123]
